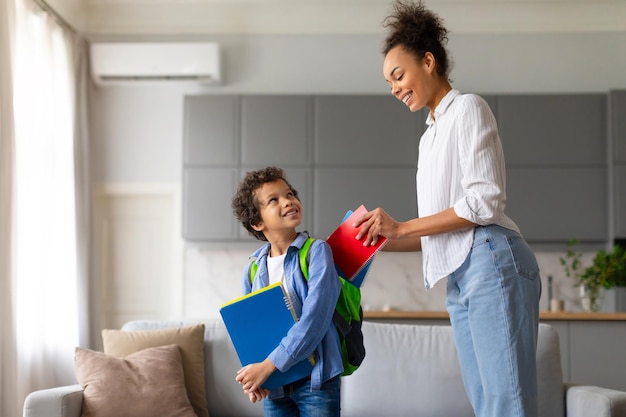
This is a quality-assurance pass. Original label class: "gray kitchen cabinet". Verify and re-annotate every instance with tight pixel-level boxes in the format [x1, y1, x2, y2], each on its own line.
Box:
[182, 92, 616, 243]
[611, 90, 626, 238]
[183, 96, 312, 240]
[183, 95, 240, 240]
[615, 166, 626, 238]
[611, 90, 626, 164]
[496, 94, 606, 166]
[183, 167, 240, 240]
[507, 167, 607, 241]
[496, 94, 607, 242]
[312, 95, 423, 238]
[241, 96, 311, 166]
[183, 95, 239, 166]
[314, 167, 417, 238]
[313, 95, 424, 166]
[568, 321, 626, 391]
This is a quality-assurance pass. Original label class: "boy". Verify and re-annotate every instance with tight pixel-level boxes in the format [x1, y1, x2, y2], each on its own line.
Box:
[231, 166, 343, 416]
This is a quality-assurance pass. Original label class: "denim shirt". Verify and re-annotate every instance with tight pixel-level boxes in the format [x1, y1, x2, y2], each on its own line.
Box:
[241, 232, 343, 393]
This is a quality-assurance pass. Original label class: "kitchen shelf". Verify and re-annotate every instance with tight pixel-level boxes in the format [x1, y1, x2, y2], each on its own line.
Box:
[364, 310, 626, 321]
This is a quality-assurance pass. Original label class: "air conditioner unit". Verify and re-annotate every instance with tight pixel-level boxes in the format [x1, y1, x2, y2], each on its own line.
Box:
[90, 42, 221, 86]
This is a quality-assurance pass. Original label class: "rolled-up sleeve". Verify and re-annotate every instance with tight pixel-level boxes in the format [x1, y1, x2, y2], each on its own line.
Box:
[453, 95, 506, 225]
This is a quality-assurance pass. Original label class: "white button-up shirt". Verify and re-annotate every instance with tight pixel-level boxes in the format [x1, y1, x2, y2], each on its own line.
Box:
[417, 89, 519, 289]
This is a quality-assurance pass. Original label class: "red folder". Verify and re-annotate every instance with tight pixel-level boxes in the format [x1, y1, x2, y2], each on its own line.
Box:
[326, 204, 387, 282]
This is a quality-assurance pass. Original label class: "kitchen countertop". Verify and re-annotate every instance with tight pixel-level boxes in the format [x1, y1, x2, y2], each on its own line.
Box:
[364, 310, 626, 321]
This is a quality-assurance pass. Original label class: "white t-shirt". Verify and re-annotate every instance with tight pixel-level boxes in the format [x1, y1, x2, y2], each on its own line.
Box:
[266, 252, 286, 285]
[417, 89, 519, 289]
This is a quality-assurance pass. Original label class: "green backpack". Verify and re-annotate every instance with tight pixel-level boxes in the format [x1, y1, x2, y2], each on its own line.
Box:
[249, 237, 365, 376]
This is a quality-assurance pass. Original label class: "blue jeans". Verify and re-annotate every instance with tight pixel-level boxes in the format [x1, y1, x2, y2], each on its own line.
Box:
[263, 376, 341, 417]
[446, 225, 541, 417]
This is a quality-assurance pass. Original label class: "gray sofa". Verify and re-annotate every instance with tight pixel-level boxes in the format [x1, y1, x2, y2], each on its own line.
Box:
[24, 321, 626, 417]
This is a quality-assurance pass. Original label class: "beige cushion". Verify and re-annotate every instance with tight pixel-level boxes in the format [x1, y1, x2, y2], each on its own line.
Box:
[102, 324, 208, 417]
[75, 344, 196, 417]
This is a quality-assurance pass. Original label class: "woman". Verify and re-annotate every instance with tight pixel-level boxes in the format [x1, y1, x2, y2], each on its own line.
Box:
[353, 1, 542, 416]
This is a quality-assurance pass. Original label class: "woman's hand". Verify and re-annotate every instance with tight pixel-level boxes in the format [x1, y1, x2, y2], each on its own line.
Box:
[354, 207, 476, 248]
[353, 207, 400, 246]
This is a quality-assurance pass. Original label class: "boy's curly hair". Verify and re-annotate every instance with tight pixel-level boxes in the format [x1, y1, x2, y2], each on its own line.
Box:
[381, 0, 452, 80]
[231, 166, 299, 241]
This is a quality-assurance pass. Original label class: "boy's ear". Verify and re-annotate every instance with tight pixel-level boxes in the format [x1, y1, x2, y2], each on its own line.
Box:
[251, 221, 265, 232]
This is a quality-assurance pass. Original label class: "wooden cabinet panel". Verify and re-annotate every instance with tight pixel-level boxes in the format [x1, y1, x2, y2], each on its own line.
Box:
[314, 96, 423, 166]
[183, 96, 239, 165]
[314, 167, 417, 238]
[506, 167, 607, 241]
[241, 96, 311, 165]
[497, 94, 606, 166]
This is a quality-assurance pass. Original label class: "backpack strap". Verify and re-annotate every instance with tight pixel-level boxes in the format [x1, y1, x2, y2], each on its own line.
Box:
[299, 238, 352, 338]
[248, 257, 258, 285]
[298, 237, 315, 280]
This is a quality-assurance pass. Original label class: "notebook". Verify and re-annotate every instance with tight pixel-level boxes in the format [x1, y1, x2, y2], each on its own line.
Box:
[326, 204, 387, 284]
[219, 282, 314, 389]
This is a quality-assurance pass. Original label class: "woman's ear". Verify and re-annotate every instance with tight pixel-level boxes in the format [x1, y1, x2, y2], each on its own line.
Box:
[423, 52, 436, 73]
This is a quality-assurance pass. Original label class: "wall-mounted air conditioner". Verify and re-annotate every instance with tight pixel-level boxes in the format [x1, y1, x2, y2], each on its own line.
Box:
[90, 42, 221, 86]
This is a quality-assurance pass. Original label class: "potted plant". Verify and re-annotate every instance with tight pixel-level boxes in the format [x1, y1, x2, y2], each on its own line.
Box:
[561, 240, 626, 312]
[560, 240, 603, 312]
[587, 244, 626, 311]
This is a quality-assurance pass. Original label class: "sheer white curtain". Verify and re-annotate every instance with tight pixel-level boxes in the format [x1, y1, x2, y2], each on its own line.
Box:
[1, 0, 18, 416]
[2, 0, 91, 413]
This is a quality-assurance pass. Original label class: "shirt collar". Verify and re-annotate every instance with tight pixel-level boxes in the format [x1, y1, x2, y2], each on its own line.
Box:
[426, 89, 460, 126]
[248, 231, 309, 261]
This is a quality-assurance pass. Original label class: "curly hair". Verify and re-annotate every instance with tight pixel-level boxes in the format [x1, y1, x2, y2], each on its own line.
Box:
[231, 166, 299, 241]
[381, 0, 452, 80]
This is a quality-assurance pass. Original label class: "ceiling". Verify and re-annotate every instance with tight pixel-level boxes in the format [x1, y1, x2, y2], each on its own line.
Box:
[47, 0, 626, 38]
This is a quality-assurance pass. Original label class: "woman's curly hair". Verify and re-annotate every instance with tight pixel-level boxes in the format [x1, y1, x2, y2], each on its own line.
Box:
[231, 166, 299, 241]
[381, 0, 453, 79]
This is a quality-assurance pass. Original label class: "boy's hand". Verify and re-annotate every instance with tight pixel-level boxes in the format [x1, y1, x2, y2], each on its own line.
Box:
[236, 358, 276, 394]
[246, 387, 270, 403]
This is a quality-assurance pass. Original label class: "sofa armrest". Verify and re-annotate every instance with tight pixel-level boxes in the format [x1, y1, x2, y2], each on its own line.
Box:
[566, 384, 626, 417]
[23, 384, 83, 417]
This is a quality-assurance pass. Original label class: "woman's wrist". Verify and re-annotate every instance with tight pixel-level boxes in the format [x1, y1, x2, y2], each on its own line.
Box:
[396, 221, 408, 239]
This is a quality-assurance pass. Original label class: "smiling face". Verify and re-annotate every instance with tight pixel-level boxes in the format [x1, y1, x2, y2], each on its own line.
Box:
[383, 45, 446, 114]
[251, 179, 302, 240]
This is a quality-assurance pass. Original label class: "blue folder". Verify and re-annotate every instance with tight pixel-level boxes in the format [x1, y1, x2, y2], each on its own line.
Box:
[219, 282, 314, 389]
